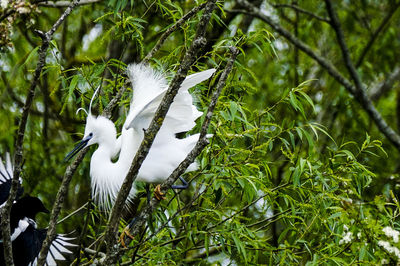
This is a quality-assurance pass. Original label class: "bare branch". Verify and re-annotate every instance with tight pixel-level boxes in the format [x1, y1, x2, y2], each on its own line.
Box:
[142, 2, 207, 63]
[324, 0, 363, 92]
[39, 0, 103, 7]
[0, 1, 81, 265]
[356, 3, 400, 67]
[237, 0, 400, 151]
[370, 67, 400, 101]
[271, 3, 330, 23]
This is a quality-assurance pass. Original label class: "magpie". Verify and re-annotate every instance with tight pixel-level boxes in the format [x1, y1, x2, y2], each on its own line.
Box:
[0, 153, 75, 266]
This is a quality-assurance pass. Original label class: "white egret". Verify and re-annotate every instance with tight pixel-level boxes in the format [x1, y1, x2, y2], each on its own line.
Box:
[65, 64, 215, 211]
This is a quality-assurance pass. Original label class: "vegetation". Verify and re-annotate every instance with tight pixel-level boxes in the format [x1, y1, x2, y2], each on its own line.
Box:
[1, 0, 400, 264]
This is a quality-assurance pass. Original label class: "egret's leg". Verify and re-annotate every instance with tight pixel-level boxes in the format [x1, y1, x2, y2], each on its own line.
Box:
[171, 176, 189, 189]
[154, 185, 166, 200]
[119, 217, 137, 248]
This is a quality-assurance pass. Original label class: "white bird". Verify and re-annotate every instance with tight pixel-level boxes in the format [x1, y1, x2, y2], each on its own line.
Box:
[65, 64, 215, 211]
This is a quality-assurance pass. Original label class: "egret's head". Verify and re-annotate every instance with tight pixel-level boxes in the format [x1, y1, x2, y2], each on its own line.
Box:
[83, 114, 117, 146]
[64, 114, 117, 162]
[64, 86, 117, 162]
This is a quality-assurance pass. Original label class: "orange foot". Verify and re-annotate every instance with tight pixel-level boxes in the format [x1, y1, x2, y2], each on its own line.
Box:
[118, 225, 134, 248]
[154, 185, 166, 201]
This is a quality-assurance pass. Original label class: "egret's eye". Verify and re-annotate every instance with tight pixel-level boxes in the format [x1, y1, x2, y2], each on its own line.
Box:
[89, 133, 93, 137]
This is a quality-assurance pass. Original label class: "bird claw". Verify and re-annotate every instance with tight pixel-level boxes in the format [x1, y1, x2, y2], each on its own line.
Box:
[119, 226, 134, 248]
[154, 185, 166, 201]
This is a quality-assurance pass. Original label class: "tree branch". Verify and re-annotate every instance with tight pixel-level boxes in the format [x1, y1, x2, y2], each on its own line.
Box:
[0, 1, 81, 265]
[272, 3, 330, 23]
[237, 0, 400, 151]
[355, 2, 400, 67]
[370, 67, 400, 101]
[101, 1, 217, 262]
[38, 0, 102, 7]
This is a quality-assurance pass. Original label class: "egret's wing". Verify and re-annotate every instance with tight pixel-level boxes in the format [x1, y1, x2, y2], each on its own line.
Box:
[179, 69, 215, 91]
[125, 65, 215, 133]
[0, 153, 23, 207]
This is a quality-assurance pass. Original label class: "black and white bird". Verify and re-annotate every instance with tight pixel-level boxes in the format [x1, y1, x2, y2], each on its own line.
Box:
[0, 153, 75, 266]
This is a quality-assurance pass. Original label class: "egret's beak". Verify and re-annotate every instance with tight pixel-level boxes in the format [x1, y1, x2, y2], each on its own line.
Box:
[64, 135, 92, 162]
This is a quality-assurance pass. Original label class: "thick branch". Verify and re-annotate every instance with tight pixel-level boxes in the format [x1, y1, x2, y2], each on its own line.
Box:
[0, 1, 81, 265]
[102, 2, 217, 262]
[324, 0, 365, 93]
[39, 0, 102, 7]
[237, 0, 400, 151]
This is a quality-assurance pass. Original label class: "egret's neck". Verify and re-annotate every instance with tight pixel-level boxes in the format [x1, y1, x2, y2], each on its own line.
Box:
[91, 127, 141, 172]
[97, 135, 118, 158]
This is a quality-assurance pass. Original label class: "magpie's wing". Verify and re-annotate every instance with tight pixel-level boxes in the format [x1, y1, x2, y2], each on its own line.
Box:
[0, 153, 23, 207]
[27, 228, 76, 266]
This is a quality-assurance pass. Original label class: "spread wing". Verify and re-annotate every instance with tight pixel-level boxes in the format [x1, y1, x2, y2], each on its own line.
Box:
[0, 221, 75, 266]
[27, 228, 76, 266]
[124, 64, 215, 134]
[0, 153, 23, 207]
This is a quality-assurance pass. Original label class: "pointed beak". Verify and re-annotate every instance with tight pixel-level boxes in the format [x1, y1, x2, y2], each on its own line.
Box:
[64, 135, 92, 162]
[42, 206, 50, 214]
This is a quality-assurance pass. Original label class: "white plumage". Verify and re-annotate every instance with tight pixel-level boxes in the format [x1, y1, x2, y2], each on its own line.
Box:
[69, 64, 215, 210]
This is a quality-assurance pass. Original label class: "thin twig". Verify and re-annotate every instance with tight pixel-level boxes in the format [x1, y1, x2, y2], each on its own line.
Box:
[56, 202, 88, 226]
[355, 2, 400, 67]
[370, 67, 400, 101]
[208, 182, 289, 230]
[272, 3, 330, 23]
[237, 0, 400, 151]
[101, 1, 217, 263]
[0, 1, 81, 265]
[142, 2, 207, 63]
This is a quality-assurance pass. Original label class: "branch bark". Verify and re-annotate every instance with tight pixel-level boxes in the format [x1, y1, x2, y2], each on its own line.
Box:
[101, 1, 217, 262]
[0, 1, 81, 265]
[38, 0, 102, 7]
[237, 0, 400, 151]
